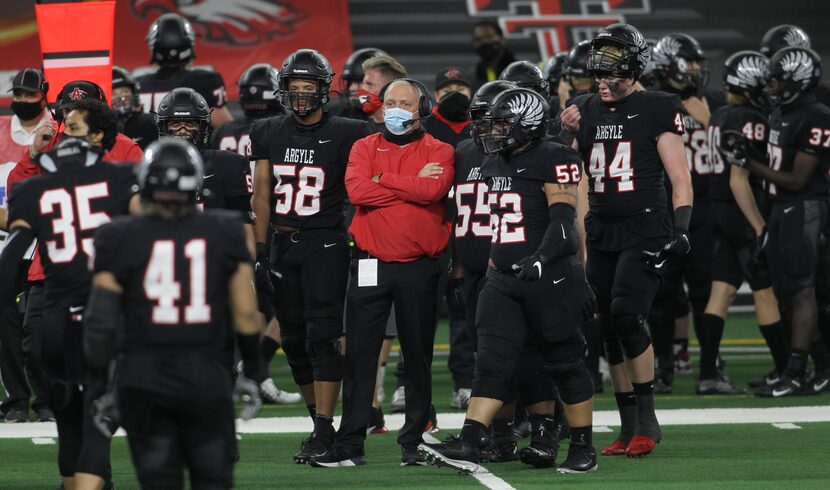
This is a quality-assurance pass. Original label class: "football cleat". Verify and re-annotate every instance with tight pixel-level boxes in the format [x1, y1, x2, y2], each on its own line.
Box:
[401, 445, 427, 466]
[308, 446, 366, 468]
[754, 374, 818, 398]
[557, 443, 598, 474]
[451, 388, 472, 410]
[748, 370, 781, 389]
[812, 370, 830, 393]
[260, 378, 302, 404]
[480, 430, 518, 463]
[367, 406, 388, 435]
[696, 376, 745, 395]
[294, 424, 335, 464]
[519, 415, 559, 468]
[418, 436, 482, 474]
[36, 407, 55, 423]
[390, 386, 406, 413]
[601, 439, 628, 456]
[625, 435, 658, 457]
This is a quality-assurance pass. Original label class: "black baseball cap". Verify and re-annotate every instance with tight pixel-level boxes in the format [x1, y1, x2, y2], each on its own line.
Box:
[9, 68, 46, 93]
[435, 67, 471, 91]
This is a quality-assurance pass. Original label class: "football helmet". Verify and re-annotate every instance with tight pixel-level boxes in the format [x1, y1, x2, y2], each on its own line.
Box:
[760, 24, 811, 57]
[238, 63, 282, 117]
[588, 23, 650, 79]
[764, 46, 822, 107]
[652, 33, 708, 93]
[138, 138, 205, 204]
[499, 61, 550, 99]
[564, 40, 598, 97]
[111, 66, 141, 116]
[481, 88, 550, 155]
[469, 80, 518, 145]
[278, 49, 334, 116]
[722, 51, 769, 109]
[146, 13, 196, 65]
[341, 47, 387, 85]
[36, 136, 102, 174]
[542, 52, 569, 94]
[155, 88, 212, 148]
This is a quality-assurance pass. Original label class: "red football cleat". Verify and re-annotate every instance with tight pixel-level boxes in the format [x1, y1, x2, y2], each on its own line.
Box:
[601, 439, 627, 456]
[625, 435, 657, 457]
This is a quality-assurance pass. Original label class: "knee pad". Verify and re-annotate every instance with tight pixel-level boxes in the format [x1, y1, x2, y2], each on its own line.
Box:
[599, 315, 624, 365]
[613, 314, 652, 359]
[548, 359, 594, 405]
[281, 329, 313, 386]
[305, 307, 344, 382]
[517, 371, 555, 406]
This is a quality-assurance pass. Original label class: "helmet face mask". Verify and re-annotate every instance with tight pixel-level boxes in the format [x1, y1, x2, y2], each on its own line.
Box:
[652, 34, 709, 94]
[587, 23, 650, 80]
[283, 78, 324, 116]
[155, 88, 211, 148]
[480, 88, 549, 156]
[763, 47, 822, 107]
[469, 80, 518, 148]
[481, 116, 520, 155]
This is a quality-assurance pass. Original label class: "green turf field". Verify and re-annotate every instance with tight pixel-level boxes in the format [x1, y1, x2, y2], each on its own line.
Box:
[2, 313, 829, 488]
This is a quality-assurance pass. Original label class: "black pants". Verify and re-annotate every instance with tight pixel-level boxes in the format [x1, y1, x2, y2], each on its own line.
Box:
[273, 229, 350, 386]
[438, 250, 474, 391]
[53, 384, 112, 479]
[339, 255, 440, 451]
[767, 200, 828, 299]
[120, 388, 235, 490]
[0, 270, 49, 414]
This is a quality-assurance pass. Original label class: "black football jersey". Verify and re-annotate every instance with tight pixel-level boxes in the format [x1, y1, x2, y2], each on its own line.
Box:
[452, 139, 493, 275]
[679, 88, 727, 202]
[7, 162, 136, 304]
[92, 210, 249, 398]
[121, 112, 159, 150]
[767, 100, 830, 201]
[209, 117, 257, 157]
[198, 149, 253, 222]
[571, 90, 686, 217]
[708, 104, 768, 202]
[137, 66, 227, 114]
[249, 113, 369, 230]
[481, 140, 583, 272]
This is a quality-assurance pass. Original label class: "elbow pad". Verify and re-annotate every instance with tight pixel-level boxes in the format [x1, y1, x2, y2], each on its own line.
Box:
[0, 227, 34, 302]
[537, 203, 578, 261]
[83, 286, 122, 369]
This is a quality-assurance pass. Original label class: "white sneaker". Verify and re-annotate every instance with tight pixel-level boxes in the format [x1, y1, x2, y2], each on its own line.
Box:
[259, 378, 302, 404]
[390, 386, 406, 413]
[375, 365, 386, 403]
[451, 388, 471, 409]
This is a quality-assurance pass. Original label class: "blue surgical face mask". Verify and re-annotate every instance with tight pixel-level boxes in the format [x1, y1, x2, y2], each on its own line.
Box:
[383, 106, 414, 135]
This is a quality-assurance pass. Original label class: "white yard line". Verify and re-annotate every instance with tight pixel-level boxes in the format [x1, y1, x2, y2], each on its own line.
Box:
[4, 406, 830, 440]
[31, 437, 55, 445]
[771, 422, 802, 430]
[422, 432, 516, 490]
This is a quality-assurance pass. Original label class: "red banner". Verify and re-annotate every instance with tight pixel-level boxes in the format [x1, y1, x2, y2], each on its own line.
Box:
[0, 0, 354, 105]
[36, 1, 115, 104]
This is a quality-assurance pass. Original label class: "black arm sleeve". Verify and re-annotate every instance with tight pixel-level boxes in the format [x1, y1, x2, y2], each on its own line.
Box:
[536, 203, 579, 261]
[0, 228, 34, 303]
[237, 332, 263, 381]
[83, 286, 123, 369]
[673, 205, 692, 233]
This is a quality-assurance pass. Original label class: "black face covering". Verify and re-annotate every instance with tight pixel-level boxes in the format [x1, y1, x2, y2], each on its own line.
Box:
[476, 42, 502, 61]
[11, 100, 43, 121]
[437, 91, 471, 122]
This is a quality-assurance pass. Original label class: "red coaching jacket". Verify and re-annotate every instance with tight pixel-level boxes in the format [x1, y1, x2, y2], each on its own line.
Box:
[346, 130, 454, 263]
[8, 133, 142, 281]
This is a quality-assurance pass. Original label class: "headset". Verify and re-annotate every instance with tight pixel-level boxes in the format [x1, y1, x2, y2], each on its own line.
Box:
[378, 77, 434, 118]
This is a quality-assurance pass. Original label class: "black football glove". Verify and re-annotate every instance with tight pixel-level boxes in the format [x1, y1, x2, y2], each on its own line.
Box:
[642, 230, 690, 271]
[92, 390, 121, 439]
[582, 280, 598, 322]
[753, 225, 769, 263]
[512, 254, 544, 281]
[254, 243, 282, 296]
[234, 376, 262, 421]
[717, 130, 752, 168]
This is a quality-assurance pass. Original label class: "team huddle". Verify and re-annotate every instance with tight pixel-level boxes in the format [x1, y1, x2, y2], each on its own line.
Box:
[1, 10, 830, 489]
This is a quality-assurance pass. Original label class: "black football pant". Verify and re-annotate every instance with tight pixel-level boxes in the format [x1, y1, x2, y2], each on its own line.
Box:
[339, 255, 439, 452]
[0, 268, 49, 415]
[120, 388, 235, 490]
[43, 304, 111, 480]
[273, 229, 350, 386]
[439, 249, 474, 391]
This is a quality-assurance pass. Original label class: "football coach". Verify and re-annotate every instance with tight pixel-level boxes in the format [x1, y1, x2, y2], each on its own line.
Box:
[310, 79, 454, 467]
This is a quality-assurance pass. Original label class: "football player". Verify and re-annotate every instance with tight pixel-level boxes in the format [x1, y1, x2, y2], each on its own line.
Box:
[560, 23, 693, 457]
[0, 104, 139, 490]
[719, 46, 830, 396]
[562, 41, 598, 101]
[137, 13, 233, 128]
[209, 63, 284, 156]
[83, 138, 263, 489]
[454, 80, 569, 466]
[420, 88, 596, 474]
[703, 51, 785, 394]
[249, 49, 369, 464]
[541, 52, 569, 111]
[647, 33, 725, 394]
[111, 66, 157, 149]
